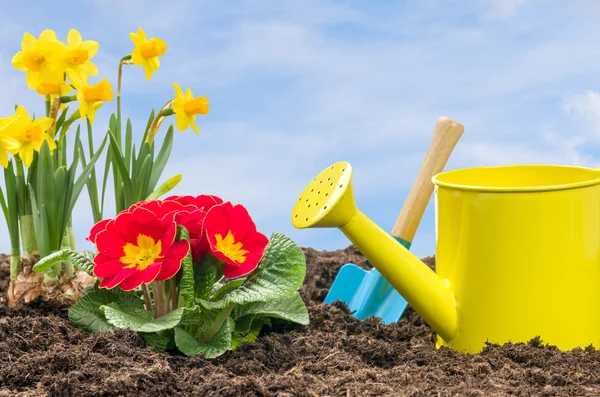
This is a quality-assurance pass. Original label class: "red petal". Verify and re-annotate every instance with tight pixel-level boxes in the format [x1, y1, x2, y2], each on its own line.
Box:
[95, 221, 128, 258]
[115, 206, 164, 243]
[156, 240, 189, 281]
[118, 263, 162, 291]
[98, 267, 137, 289]
[158, 221, 177, 255]
[93, 258, 126, 278]
[228, 204, 257, 241]
[87, 219, 111, 244]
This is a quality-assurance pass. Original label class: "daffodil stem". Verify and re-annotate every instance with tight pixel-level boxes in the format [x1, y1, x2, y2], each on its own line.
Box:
[199, 303, 235, 343]
[45, 95, 51, 117]
[59, 95, 77, 104]
[19, 215, 38, 258]
[10, 248, 21, 280]
[142, 284, 153, 313]
[145, 108, 174, 145]
[117, 55, 132, 97]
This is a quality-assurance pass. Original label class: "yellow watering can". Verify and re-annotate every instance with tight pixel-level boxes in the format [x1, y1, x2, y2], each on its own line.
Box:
[291, 161, 600, 353]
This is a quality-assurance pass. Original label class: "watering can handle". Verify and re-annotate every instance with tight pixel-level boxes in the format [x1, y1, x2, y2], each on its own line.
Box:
[391, 116, 464, 244]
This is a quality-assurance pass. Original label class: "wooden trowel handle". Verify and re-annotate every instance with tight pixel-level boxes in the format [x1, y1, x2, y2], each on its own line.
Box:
[391, 116, 464, 244]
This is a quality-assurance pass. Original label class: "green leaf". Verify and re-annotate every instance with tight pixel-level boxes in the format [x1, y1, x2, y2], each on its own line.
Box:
[211, 279, 244, 301]
[107, 131, 133, 205]
[68, 288, 145, 333]
[232, 291, 309, 325]
[174, 318, 234, 358]
[140, 329, 175, 352]
[233, 314, 255, 334]
[124, 118, 133, 172]
[177, 226, 195, 307]
[195, 254, 222, 301]
[102, 304, 185, 333]
[202, 233, 306, 309]
[147, 126, 174, 195]
[32, 249, 96, 275]
[135, 154, 152, 201]
[230, 317, 271, 350]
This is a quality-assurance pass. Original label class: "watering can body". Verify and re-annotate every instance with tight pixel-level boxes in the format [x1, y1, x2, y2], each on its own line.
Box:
[431, 164, 600, 352]
[292, 162, 600, 353]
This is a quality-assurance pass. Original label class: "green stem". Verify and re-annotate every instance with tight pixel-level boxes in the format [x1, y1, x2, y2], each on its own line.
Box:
[152, 281, 167, 318]
[10, 248, 21, 280]
[199, 303, 235, 343]
[19, 215, 38, 257]
[59, 95, 77, 104]
[142, 283, 153, 314]
[45, 95, 51, 117]
[169, 278, 178, 312]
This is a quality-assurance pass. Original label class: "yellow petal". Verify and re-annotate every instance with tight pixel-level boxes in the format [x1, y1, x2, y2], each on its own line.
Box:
[130, 49, 144, 66]
[33, 117, 54, 133]
[21, 32, 37, 51]
[87, 106, 96, 124]
[66, 68, 85, 87]
[173, 82, 184, 98]
[185, 88, 194, 100]
[0, 136, 21, 154]
[190, 119, 200, 135]
[148, 56, 160, 70]
[38, 29, 58, 44]
[19, 145, 34, 168]
[43, 134, 57, 150]
[142, 61, 154, 80]
[79, 61, 99, 76]
[0, 149, 8, 168]
[67, 29, 82, 48]
[79, 100, 89, 120]
[175, 113, 190, 132]
[15, 106, 32, 123]
[81, 40, 99, 58]
[25, 71, 40, 89]
[11, 52, 26, 71]
[60, 82, 73, 95]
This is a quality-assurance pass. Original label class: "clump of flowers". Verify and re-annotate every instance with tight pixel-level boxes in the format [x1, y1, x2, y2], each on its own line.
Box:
[34, 196, 308, 358]
[1, 26, 208, 305]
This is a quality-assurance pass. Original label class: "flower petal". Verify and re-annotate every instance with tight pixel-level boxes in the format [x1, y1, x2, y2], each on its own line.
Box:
[155, 240, 189, 281]
[98, 267, 137, 289]
[93, 258, 125, 279]
[118, 262, 162, 291]
[87, 218, 111, 243]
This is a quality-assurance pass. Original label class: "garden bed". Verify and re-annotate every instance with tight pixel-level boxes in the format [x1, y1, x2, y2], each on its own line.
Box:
[1, 248, 600, 396]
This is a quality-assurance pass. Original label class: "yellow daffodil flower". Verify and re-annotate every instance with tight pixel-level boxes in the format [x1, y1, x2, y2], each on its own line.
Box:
[64, 29, 99, 84]
[129, 27, 167, 80]
[5, 106, 56, 168]
[0, 116, 21, 168]
[171, 82, 209, 135]
[11, 30, 67, 90]
[68, 71, 114, 124]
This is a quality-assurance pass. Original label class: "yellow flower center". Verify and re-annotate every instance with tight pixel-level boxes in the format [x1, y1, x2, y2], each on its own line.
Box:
[140, 38, 167, 58]
[82, 79, 113, 103]
[68, 48, 89, 65]
[214, 231, 249, 263]
[22, 125, 42, 143]
[23, 51, 45, 71]
[36, 81, 61, 95]
[183, 97, 209, 116]
[121, 234, 164, 270]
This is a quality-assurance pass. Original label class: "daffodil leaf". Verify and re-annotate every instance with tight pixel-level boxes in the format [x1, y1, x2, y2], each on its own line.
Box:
[68, 288, 145, 333]
[32, 249, 96, 275]
[124, 118, 133, 172]
[135, 154, 153, 202]
[201, 233, 306, 309]
[147, 125, 174, 196]
[176, 226, 196, 308]
[231, 291, 309, 325]
[174, 318, 234, 358]
[107, 130, 133, 206]
[141, 108, 156, 144]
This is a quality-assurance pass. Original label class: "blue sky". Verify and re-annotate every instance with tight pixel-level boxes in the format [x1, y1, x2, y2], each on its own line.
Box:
[1, 0, 600, 259]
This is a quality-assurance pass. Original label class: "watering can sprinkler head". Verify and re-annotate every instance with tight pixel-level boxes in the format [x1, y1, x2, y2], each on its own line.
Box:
[292, 161, 459, 343]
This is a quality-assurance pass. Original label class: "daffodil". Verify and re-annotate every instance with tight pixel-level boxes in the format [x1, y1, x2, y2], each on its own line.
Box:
[64, 29, 99, 85]
[0, 116, 21, 168]
[171, 83, 209, 135]
[129, 27, 167, 80]
[11, 30, 67, 90]
[68, 71, 114, 124]
[5, 106, 56, 168]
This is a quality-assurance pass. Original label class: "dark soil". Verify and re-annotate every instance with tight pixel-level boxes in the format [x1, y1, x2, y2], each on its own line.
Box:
[2, 248, 600, 396]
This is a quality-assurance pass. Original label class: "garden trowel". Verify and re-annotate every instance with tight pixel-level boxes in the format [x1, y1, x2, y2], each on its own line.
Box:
[323, 116, 464, 324]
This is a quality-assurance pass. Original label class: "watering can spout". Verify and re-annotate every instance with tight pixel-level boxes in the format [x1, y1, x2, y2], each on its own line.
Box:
[292, 162, 458, 342]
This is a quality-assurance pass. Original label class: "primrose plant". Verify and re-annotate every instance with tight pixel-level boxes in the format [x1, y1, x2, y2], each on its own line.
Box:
[1, 27, 208, 304]
[34, 196, 309, 357]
